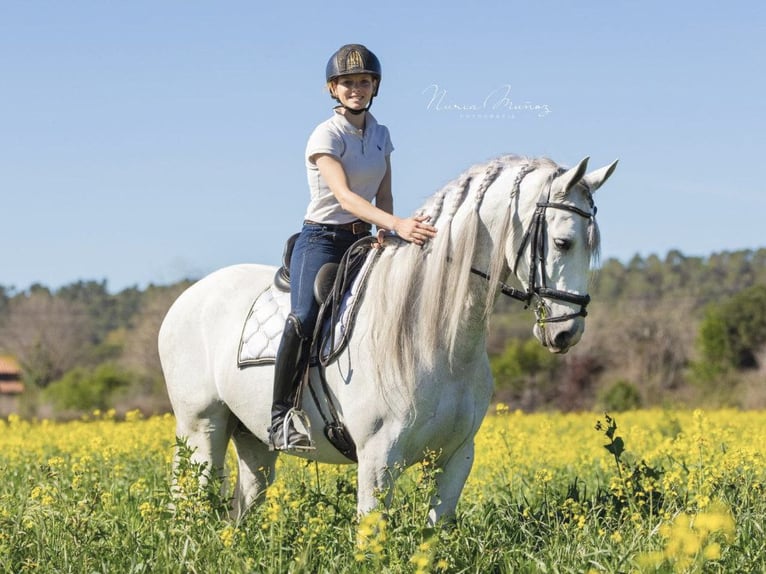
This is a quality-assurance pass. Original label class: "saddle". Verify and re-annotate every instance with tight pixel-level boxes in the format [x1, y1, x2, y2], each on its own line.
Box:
[273, 233, 346, 306]
[239, 233, 378, 462]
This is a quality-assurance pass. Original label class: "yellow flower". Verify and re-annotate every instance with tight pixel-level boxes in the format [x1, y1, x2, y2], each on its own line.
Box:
[125, 409, 143, 422]
[410, 551, 430, 573]
[219, 525, 236, 548]
[356, 511, 387, 559]
[535, 468, 553, 484]
[138, 502, 153, 518]
[694, 493, 711, 509]
[635, 551, 664, 571]
[702, 542, 721, 561]
[693, 502, 735, 541]
[46, 456, 65, 470]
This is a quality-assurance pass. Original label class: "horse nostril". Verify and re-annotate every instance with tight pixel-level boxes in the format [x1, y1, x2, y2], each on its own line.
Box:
[553, 330, 572, 349]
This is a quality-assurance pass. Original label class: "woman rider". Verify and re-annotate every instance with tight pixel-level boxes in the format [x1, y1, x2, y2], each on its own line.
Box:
[269, 43, 437, 451]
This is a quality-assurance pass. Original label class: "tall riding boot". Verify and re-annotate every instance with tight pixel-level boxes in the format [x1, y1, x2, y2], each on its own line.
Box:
[270, 313, 314, 451]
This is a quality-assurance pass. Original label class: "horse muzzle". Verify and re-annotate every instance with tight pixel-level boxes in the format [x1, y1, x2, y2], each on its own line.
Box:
[534, 317, 584, 354]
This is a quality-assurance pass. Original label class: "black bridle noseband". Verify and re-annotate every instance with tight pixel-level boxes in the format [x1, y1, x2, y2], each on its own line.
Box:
[471, 167, 595, 325]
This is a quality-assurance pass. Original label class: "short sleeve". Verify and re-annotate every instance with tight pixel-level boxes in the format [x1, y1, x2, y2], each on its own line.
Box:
[383, 126, 394, 156]
[306, 123, 345, 164]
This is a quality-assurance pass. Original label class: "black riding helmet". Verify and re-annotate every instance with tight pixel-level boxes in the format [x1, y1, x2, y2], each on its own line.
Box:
[325, 44, 381, 113]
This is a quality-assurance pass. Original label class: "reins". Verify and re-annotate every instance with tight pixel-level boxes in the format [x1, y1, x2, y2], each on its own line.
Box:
[470, 165, 595, 325]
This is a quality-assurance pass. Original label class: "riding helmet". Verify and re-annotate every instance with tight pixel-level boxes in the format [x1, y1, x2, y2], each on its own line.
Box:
[325, 44, 382, 97]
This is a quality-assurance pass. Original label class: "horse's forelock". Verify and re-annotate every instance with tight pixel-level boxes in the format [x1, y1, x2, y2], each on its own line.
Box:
[588, 217, 601, 267]
[549, 176, 601, 263]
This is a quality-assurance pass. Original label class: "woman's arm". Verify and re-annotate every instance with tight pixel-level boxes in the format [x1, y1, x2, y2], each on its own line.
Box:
[375, 156, 393, 215]
[314, 153, 436, 245]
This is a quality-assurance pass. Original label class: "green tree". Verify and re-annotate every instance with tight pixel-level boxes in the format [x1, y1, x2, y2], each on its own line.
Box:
[753, 249, 766, 287]
[697, 285, 766, 370]
[599, 379, 642, 412]
[592, 258, 626, 300]
[622, 254, 661, 301]
[57, 280, 119, 341]
[491, 338, 559, 394]
[44, 363, 134, 411]
[0, 290, 94, 387]
[0, 285, 11, 322]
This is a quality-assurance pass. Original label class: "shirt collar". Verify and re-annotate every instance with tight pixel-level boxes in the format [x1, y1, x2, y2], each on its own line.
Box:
[332, 108, 378, 136]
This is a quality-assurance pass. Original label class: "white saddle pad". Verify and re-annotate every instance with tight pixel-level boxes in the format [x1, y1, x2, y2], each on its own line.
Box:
[237, 284, 290, 366]
[237, 252, 376, 367]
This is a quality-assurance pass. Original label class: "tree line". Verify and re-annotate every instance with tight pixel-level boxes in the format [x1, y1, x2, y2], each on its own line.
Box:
[2, 248, 766, 417]
[0, 280, 191, 416]
[489, 248, 766, 411]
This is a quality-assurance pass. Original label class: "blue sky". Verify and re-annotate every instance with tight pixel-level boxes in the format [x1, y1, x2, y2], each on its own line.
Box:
[1, 1, 764, 292]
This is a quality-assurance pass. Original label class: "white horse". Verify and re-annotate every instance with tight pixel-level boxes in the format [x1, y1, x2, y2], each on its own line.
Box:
[158, 154, 617, 525]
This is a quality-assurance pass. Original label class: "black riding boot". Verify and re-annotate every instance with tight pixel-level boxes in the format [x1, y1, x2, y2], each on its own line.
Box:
[270, 313, 314, 451]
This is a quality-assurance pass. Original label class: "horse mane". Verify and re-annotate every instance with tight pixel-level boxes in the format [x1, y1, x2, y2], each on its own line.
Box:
[363, 155, 600, 416]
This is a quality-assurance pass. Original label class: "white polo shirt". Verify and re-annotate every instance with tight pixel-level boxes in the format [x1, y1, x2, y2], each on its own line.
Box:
[304, 109, 394, 224]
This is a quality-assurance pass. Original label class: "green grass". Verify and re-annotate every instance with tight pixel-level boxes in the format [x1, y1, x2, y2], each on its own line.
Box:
[1, 410, 765, 573]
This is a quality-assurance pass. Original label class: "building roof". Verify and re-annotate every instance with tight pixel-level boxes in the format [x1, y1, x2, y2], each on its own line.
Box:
[0, 381, 24, 395]
[0, 356, 20, 375]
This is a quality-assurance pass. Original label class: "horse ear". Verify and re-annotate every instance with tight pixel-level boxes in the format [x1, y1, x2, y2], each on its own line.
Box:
[558, 157, 590, 193]
[582, 160, 619, 193]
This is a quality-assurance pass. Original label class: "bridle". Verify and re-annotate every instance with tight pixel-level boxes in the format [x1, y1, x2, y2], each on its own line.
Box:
[470, 166, 595, 325]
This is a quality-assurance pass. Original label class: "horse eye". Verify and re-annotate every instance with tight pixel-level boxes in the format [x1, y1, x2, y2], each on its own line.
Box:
[554, 238, 572, 251]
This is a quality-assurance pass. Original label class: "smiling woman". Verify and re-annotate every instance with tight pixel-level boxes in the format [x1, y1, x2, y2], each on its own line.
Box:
[332, 75, 375, 111]
[263, 43, 438, 452]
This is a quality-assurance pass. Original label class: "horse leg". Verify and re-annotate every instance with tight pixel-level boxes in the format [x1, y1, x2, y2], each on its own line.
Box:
[173, 402, 236, 498]
[356, 447, 402, 516]
[428, 440, 475, 526]
[230, 422, 277, 522]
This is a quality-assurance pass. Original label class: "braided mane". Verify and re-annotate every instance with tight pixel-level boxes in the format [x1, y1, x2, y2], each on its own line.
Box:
[363, 155, 599, 415]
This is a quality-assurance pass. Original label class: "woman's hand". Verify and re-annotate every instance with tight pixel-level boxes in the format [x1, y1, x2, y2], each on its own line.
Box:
[314, 153, 437, 245]
[393, 215, 437, 246]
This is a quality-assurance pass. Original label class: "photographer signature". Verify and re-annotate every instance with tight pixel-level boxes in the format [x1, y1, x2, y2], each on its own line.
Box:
[423, 84, 551, 118]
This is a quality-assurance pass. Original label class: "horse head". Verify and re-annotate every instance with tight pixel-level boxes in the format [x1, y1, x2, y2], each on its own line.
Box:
[511, 157, 618, 353]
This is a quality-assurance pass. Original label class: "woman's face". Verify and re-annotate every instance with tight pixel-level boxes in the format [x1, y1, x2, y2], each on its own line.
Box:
[332, 73, 376, 110]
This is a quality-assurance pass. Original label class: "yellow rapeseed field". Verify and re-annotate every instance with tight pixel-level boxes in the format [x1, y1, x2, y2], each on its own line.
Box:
[1, 408, 764, 573]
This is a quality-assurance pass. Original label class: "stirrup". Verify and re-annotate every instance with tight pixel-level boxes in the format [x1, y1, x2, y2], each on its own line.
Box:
[274, 408, 315, 452]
